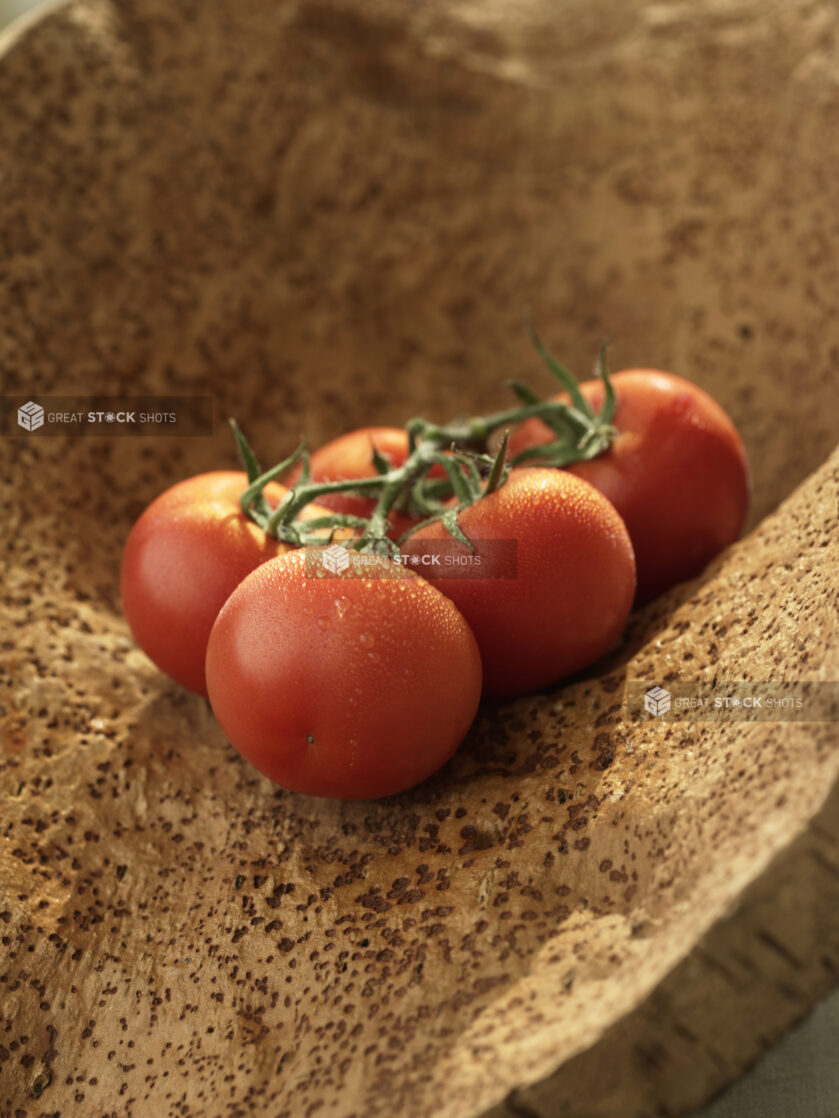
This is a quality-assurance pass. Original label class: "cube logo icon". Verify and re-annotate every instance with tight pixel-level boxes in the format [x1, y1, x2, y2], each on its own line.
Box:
[644, 686, 671, 717]
[321, 544, 350, 575]
[18, 401, 44, 432]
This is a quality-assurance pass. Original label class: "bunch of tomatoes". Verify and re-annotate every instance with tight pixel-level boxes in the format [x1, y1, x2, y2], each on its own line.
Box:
[121, 336, 749, 800]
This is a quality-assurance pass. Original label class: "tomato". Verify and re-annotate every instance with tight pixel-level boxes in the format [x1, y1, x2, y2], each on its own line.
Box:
[412, 469, 636, 699]
[205, 549, 482, 799]
[298, 426, 444, 540]
[121, 471, 331, 696]
[507, 370, 750, 604]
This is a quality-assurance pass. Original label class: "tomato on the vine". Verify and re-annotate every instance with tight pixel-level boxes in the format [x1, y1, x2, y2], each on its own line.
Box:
[413, 468, 636, 699]
[205, 549, 482, 799]
[121, 471, 330, 696]
[299, 426, 446, 540]
[508, 369, 750, 604]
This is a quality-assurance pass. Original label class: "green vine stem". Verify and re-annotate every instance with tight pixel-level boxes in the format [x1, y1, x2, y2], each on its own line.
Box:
[231, 331, 618, 554]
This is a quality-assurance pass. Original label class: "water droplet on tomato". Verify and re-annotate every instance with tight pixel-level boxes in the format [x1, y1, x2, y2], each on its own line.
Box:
[317, 616, 331, 631]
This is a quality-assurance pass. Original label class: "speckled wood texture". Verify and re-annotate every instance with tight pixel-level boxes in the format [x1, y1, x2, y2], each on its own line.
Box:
[1, 1, 838, 1116]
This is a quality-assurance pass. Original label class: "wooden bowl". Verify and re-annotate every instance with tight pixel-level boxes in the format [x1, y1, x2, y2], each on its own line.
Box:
[1, 1, 837, 1115]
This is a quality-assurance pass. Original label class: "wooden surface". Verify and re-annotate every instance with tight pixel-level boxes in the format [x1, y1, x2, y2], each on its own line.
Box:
[1, 1, 838, 1116]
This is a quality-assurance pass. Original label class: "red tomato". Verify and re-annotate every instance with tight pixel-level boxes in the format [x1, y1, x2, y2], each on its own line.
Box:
[412, 469, 636, 699]
[205, 549, 482, 799]
[297, 427, 444, 540]
[121, 471, 331, 696]
[507, 370, 750, 604]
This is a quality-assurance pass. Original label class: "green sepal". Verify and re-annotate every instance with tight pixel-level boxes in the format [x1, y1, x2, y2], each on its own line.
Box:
[484, 431, 509, 495]
[239, 439, 306, 525]
[595, 341, 616, 425]
[433, 453, 473, 508]
[441, 507, 476, 555]
[229, 417, 262, 483]
[370, 443, 391, 476]
[527, 320, 590, 417]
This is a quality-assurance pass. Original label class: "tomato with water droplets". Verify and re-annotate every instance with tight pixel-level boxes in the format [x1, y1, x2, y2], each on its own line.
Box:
[508, 369, 750, 603]
[413, 468, 636, 699]
[121, 471, 333, 695]
[205, 549, 482, 799]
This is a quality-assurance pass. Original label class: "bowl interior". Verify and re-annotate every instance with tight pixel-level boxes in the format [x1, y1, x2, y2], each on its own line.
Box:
[1, 2, 838, 1116]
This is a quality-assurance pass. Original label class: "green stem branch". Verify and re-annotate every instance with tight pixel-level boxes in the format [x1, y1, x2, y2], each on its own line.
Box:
[231, 330, 618, 554]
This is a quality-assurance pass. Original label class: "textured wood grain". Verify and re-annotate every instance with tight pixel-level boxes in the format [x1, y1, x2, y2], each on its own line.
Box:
[0, 1, 837, 1116]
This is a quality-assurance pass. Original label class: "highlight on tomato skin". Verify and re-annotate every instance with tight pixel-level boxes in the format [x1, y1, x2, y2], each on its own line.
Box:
[413, 468, 637, 700]
[120, 471, 333, 696]
[507, 369, 750, 605]
[204, 549, 483, 800]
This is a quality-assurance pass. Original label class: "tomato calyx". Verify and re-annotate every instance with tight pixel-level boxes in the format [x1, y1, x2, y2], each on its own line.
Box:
[506, 325, 618, 467]
[229, 326, 618, 557]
